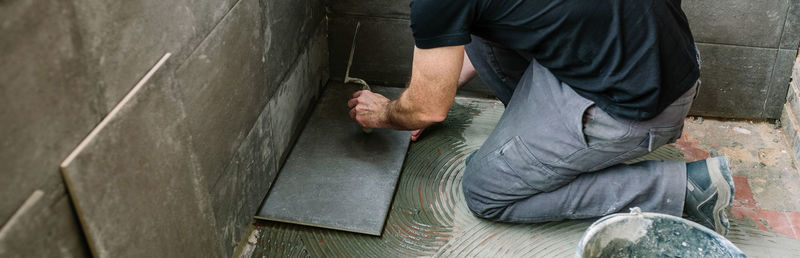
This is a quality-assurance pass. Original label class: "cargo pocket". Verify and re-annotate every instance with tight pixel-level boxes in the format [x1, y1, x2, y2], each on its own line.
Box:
[499, 136, 571, 192]
[642, 124, 684, 152]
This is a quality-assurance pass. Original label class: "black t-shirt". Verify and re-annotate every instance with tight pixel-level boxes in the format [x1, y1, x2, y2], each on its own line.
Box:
[410, 0, 699, 121]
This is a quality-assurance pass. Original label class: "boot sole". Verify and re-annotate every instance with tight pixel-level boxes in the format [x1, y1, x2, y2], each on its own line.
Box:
[706, 156, 734, 235]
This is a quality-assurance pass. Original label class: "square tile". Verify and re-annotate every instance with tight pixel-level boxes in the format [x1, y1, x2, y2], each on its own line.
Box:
[60, 55, 219, 257]
[257, 83, 410, 235]
[689, 43, 776, 118]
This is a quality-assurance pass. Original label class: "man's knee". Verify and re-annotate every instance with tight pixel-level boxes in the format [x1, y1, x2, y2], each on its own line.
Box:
[461, 166, 507, 221]
[463, 189, 506, 221]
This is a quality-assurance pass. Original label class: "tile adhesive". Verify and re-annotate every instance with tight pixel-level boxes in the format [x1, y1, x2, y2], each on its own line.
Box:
[244, 96, 800, 257]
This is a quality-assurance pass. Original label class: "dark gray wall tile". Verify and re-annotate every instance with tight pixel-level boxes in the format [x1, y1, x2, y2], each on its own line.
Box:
[766, 49, 797, 117]
[175, 0, 267, 192]
[71, 0, 239, 112]
[209, 26, 328, 258]
[683, 0, 788, 48]
[60, 56, 221, 257]
[689, 43, 776, 118]
[0, 0, 102, 224]
[0, 189, 90, 257]
[262, 0, 327, 89]
[329, 0, 410, 19]
[210, 107, 277, 258]
[329, 15, 414, 87]
[780, 0, 800, 50]
[309, 25, 332, 96]
[268, 50, 326, 164]
[0, 1, 98, 255]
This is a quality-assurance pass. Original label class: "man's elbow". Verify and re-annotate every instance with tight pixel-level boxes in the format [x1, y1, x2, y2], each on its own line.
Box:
[417, 110, 448, 124]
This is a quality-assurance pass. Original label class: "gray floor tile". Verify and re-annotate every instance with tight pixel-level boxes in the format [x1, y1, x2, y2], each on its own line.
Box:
[257, 83, 410, 236]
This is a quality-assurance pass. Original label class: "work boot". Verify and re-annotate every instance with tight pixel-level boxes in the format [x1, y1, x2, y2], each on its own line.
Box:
[684, 156, 735, 236]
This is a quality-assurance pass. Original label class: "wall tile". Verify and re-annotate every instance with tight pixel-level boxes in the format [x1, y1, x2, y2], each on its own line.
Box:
[0, 1, 99, 255]
[683, 0, 788, 48]
[330, 0, 410, 19]
[209, 26, 328, 258]
[781, 0, 800, 50]
[766, 49, 797, 117]
[209, 106, 277, 258]
[0, 189, 90, 257]
[60, 55, 220, 257]
[174, 0, 267, 192]
[329, 15, 414, 87]
[71, 0, 239, 111]
[262, 0, 327, 90]
[690, 43, 776, 118]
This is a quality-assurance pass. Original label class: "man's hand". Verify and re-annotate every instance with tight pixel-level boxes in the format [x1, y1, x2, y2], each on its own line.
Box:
[348, 90, 391, 129]
[347, 45, 464, 132]
[410, 128, 425, 141]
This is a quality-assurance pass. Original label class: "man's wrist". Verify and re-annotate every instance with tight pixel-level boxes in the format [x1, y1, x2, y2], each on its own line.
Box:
[380, 100, 395, 128]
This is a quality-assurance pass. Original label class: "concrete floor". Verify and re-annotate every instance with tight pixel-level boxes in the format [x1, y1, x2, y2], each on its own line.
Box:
[236, 96, 800, 257]
[678, 117, 800, 241]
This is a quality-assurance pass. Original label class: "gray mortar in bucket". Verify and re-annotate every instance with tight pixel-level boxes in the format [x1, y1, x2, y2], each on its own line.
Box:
[576, 208, 746, 258]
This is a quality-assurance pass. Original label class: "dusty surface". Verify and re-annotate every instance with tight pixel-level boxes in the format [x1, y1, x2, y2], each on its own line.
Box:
[236, 100, 800, 257]
[678, 117, 800, 241]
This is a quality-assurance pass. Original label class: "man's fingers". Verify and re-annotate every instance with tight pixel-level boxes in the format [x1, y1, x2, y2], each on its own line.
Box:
[347, 98, 358, 108]
[349, 108, 356, 120]
[410, 128, 425, 142]
[352, 90, 364, 98]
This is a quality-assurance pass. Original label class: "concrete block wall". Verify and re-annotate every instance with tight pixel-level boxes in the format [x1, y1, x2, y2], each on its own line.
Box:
[781, 51, 800, 166]
[328, 0, 800, 119]
[0, 0, 327, 256]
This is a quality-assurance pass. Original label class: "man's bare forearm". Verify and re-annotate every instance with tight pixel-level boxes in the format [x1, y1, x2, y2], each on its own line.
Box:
[348, 46, 463, 131]
[381, 48, 467, 130]
[458, 52, 477, 87]
[382, 90, 450, 130]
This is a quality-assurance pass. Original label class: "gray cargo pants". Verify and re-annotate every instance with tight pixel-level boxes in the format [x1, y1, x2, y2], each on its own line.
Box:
[461, 36, 695, 223]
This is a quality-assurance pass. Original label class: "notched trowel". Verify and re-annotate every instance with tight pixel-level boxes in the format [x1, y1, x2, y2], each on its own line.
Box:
[344, 21, 373, 133]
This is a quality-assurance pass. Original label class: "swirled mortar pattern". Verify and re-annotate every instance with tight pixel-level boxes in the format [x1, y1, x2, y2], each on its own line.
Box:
[244, 96, 800, 257]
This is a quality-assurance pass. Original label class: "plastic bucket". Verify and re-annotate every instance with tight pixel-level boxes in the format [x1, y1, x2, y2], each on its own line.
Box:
[576, 208, 745, 258]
